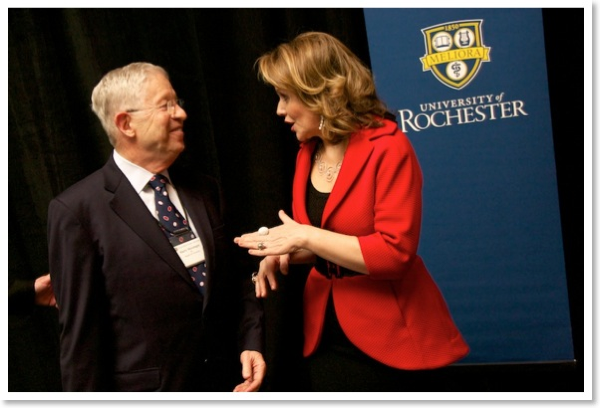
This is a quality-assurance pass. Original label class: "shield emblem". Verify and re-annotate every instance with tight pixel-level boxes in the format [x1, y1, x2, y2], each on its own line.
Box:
[420, 19, 491, 90]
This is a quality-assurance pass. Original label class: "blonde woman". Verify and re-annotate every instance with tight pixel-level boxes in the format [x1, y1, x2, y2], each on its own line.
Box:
[235, 32, 468, 391]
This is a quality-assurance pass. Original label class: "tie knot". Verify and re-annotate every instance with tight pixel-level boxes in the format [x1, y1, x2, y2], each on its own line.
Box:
[148, 174, 168, 191]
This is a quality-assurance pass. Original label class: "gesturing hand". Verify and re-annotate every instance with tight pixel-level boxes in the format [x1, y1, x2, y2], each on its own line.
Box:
[234, 210, 307, 256]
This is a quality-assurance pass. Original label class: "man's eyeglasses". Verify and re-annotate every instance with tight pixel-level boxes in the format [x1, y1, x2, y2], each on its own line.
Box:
[126, 99, 185, 116]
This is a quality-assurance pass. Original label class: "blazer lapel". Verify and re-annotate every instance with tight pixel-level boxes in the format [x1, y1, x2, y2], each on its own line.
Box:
[294, 135, 374, 227]
[321, 133, 373, 227]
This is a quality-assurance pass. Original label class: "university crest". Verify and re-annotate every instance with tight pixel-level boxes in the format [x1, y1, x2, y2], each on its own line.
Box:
[420, 19, 491, 90]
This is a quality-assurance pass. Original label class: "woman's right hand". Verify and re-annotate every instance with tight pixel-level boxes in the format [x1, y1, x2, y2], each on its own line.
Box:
[254, 254, 290, 298]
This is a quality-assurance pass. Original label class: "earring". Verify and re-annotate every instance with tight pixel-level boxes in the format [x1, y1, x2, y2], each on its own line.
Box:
[319, 115, 324, 130]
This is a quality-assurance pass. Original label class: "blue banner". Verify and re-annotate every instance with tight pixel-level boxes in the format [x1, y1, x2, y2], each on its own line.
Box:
[364, 8, 573, 364]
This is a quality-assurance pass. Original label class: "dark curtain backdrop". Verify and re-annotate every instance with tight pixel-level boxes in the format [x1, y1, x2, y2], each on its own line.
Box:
[8, 8, 581, 392]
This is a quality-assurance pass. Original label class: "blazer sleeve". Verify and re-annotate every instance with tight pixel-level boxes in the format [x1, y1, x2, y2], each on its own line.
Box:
[358, 131, 425, 280]
[48, 198, 112, 391]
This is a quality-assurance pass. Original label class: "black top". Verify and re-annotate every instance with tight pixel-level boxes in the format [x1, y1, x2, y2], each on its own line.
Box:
[305, 176, 358, 352]
[306, 177, 330, 228]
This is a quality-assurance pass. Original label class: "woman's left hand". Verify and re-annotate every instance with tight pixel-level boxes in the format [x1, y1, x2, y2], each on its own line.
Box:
[234, 210, 307, 256]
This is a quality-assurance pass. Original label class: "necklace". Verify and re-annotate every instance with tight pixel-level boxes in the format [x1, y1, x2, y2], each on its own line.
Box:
[314, 149, 343, 182]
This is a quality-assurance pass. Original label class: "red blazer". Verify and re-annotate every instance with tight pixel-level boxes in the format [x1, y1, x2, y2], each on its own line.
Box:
[293, 119, 469, 370]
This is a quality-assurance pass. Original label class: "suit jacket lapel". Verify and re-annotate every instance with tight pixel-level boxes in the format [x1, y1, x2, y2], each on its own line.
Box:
[102, 157, 197, 291]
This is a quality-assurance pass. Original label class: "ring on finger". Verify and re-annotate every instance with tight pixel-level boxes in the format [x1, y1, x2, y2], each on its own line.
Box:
[251, 272, 258, 284]
[257, 242, 266, 251]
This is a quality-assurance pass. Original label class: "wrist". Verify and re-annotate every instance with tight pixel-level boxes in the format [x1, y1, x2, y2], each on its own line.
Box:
[300, 224, 317, 252]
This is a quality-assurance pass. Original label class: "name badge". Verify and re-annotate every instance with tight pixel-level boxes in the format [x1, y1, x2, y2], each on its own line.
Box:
[169, 230, 204, 268]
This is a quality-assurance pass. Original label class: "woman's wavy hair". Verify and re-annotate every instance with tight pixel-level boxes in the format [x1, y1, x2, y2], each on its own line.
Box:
[256, 31, 389, 144]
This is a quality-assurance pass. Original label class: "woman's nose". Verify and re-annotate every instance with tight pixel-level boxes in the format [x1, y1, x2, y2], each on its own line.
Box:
[276, 101, 285, 117]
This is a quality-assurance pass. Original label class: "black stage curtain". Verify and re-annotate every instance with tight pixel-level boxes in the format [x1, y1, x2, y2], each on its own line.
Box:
[8, 8, 581, 392]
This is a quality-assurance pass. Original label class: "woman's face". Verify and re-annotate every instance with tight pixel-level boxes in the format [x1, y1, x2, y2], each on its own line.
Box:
[275, 88, 321, 142]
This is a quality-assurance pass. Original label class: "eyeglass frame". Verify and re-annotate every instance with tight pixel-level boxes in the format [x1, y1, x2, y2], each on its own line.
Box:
[125, 98, 185, 115]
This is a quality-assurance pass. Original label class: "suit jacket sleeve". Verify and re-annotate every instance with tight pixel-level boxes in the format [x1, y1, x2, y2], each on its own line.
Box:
[217, 187, 264, 354]
[8, 278, 35, 315]
[175, 168, 264, 355]
[48, 197, 112, 391]
[208, 173, 264, 354]
[237, 272, 264, 353]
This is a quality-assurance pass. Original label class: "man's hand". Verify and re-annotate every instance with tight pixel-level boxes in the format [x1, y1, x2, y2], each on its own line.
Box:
[233, 350, 266, 392]
[34, 274, 57, 307]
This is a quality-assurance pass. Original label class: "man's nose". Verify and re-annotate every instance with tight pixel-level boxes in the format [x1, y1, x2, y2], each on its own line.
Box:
[173, 104, 187, 120]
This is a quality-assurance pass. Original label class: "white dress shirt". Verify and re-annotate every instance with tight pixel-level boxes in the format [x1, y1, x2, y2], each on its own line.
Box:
[112, 150, 205, 262]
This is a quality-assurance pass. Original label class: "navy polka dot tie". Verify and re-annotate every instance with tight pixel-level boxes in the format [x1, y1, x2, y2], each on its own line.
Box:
[148, 174, 206, 295]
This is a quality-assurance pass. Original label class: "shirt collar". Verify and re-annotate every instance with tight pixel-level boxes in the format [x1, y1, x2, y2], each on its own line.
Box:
[113, 150, 170, 194]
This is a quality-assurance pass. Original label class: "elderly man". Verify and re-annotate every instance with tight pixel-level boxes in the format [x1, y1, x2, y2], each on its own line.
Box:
[48, 62, 265, 392]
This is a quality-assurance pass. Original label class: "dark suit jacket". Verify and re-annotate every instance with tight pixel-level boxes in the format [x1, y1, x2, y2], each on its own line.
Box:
[48, 155, 263, 391]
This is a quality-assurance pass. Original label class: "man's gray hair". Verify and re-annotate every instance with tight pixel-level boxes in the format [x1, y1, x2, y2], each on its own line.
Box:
[91, 62, 168, 146]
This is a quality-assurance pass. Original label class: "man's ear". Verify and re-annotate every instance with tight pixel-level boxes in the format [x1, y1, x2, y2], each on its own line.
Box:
[115, 112, 135, 138]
